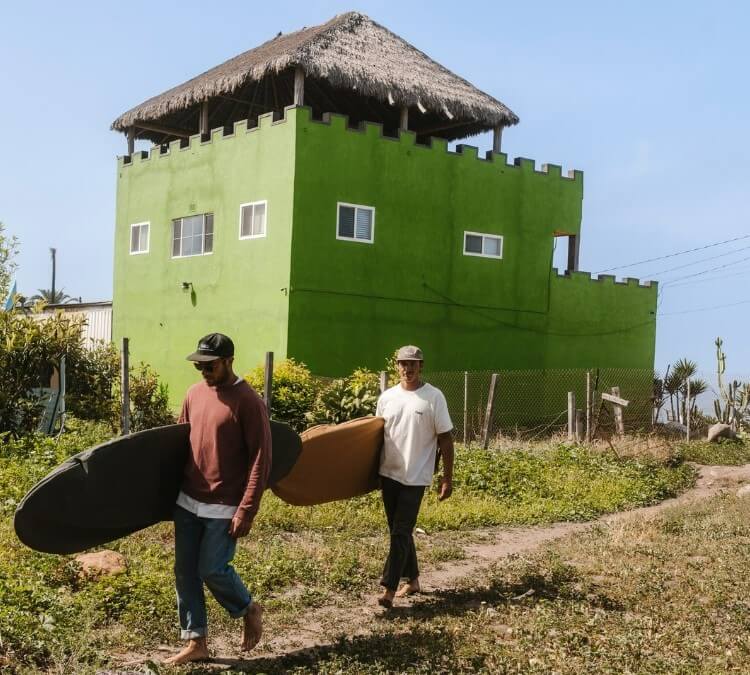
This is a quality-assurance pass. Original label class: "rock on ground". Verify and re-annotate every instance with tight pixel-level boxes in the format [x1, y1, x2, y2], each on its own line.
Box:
[75, 550, 126, 578]
[707, 423, 737, 443]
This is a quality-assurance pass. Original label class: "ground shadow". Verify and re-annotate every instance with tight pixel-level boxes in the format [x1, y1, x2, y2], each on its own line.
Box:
[178, 571, 623, 674]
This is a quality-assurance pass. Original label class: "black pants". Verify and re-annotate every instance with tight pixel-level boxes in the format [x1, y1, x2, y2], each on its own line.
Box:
[380, 476, 426, 591]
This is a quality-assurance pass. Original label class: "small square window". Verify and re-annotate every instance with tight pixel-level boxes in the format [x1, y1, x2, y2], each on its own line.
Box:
[337, 203, 374, 243]
[130, 222, 150, 254]
[172, 214, 214, 258]
[463, 231, 503, 259]
[239, 201, 267, 239]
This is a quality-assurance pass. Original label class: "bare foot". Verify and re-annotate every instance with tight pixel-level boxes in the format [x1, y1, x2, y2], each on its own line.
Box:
[163, 637, 209, 665]
[377, 589, 395, 608]
[242, 602, 263, 651]
[395, 578, 421, 597]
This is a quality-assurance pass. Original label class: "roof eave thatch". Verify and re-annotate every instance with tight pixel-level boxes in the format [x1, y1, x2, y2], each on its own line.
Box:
[111, 11, 519, 139]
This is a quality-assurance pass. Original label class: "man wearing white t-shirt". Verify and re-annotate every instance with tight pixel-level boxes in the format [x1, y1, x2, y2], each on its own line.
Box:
[376, 345, 454, 608]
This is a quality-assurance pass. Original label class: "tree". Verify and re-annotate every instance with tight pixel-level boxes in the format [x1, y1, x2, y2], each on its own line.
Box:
[29, 288, 74, 305]
[663, 358, 707, 424]
[0, 221, 19, 303]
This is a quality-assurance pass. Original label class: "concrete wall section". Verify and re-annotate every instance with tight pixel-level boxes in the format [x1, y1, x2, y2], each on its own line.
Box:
[287, 107, 652, 376]
[113, 114, 296, 404]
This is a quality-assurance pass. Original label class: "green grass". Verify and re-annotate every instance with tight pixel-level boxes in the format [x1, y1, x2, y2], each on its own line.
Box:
[677, 437, 750, 465]
[0, 424, 699, 673]
[233, 494, 750, 674]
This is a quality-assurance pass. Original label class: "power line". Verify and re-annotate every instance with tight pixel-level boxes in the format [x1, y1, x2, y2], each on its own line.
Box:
[665, 266, 750, 289]
[660, 254, 750, 286]
[642, 243, 750, 278]
[596, 233, 750, 274]
[659, 298, 750, 316]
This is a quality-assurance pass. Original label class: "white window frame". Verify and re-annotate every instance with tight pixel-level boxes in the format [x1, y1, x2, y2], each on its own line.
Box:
[336, 202, 375, 244]
[463, 231, 504, 259]
[129, 221, 150, 255]
[238, 200, 268, 240]
[171, 213, 214, 258]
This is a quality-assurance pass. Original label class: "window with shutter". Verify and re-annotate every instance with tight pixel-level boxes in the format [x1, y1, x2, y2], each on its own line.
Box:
[463, 231, 503, 259]
[337, 203, 375, 243]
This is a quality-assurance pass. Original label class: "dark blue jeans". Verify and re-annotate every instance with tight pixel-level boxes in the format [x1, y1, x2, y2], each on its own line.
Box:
[173, 505, 251, 639]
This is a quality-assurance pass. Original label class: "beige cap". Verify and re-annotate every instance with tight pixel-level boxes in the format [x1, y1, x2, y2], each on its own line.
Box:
[396, 345, 423, 361]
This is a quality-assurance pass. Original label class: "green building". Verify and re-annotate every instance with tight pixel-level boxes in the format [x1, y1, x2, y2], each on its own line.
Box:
[111, 11, 656, 402]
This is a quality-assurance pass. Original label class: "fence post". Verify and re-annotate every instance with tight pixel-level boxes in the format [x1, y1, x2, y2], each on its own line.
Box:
[463, 371, 468, 446]
[575, 409, 583, 442]
[585, 371, 592, 443]
[567, 391, 576, 440]
[263, 351, 273, 412]
[379, 371, 388, 394]
[120, 337, 130, 435]
[481, 373, 498, 450]
[686, 378, 691, 442]
[612, 386, 625, 437]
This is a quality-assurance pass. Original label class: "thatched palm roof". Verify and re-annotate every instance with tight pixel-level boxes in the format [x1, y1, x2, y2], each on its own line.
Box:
[112, 11, 519, 144]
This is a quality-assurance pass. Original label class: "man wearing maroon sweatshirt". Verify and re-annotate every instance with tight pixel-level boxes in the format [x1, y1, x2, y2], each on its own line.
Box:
[164, 333, 271, 666]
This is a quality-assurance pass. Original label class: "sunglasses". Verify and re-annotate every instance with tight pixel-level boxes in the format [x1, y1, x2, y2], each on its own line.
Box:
[194, 360, 221, 372]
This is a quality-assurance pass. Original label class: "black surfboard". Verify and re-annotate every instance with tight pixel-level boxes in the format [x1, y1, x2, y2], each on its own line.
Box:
[14, 421, 301, 554]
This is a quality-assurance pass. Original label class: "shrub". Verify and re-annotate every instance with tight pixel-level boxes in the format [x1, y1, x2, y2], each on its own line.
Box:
[307, 369, 380, 426]
[128, 363, 175, 431]
[245, 359, 319, 432]
[66, 341, 120, 425]
[0, 310, 85, 436]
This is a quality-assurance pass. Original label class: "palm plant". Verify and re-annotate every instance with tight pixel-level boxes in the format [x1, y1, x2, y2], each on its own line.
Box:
[29, 288, 73, 305]
[663, 358, 704, 424]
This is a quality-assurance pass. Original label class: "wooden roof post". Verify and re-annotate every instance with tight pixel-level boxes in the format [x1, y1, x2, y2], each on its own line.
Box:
[294, 66, 305, 106]
[400, 106, 408, 131]
[127, 127, 135, 155]
[567, 234, 580, 272]
[492, 125, 503, 153]
[200, 102, 209, 137]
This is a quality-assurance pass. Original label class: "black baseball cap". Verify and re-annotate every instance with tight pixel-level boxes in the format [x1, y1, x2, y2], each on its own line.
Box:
[186, 333, 235, 362]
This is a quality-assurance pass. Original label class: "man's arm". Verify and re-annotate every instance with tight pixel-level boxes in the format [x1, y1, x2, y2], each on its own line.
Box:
[437, 431, 454, 501]
[230, 393, 272, 538]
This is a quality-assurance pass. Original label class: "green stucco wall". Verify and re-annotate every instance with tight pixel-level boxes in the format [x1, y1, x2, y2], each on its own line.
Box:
[113, 115, 296, 405]
[112, 106, 656, 404]
[287, 107, 656, 375]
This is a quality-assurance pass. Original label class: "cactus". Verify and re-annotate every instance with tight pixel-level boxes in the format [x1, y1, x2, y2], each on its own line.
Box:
[713, 337, 750, 430]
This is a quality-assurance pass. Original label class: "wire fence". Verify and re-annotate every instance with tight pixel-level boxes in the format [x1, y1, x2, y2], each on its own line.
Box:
[425, 368, 661, 443]
[299, 363, 748, 442]
[424, 367, 750, 443]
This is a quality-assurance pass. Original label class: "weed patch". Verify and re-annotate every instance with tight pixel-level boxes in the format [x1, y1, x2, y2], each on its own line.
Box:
[677, 437, 750, 465]
[0, 429, 699, 672]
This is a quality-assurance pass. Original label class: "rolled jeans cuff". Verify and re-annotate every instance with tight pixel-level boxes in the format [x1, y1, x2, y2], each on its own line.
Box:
[180, 626, 207, 640]
[230, 600, 252, 620]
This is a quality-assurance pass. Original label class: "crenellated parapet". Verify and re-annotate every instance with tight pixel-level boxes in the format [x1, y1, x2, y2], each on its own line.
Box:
[119, 106, 583, 185]
[118, 108, 291, 167]
[555, 269, 657, 289]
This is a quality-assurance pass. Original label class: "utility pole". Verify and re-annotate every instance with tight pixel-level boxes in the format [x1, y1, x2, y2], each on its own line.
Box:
[50, 248, 57, 302]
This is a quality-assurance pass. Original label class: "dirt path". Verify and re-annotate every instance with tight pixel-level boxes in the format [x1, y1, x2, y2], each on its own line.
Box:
[118, 464, 750, 671]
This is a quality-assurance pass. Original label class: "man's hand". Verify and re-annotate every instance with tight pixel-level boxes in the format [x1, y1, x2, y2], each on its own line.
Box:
[437, 476, 453, 501]
[229, 515, 252, 539]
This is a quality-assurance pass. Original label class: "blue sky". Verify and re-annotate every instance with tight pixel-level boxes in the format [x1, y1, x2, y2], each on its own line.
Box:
[1, 1, 748, 376]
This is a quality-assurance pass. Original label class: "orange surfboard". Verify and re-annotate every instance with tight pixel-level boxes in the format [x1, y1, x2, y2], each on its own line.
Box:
[271, 416, 384, 506]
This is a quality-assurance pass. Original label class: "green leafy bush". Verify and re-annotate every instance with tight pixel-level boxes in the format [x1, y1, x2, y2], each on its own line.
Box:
[127, 363, 175, 432]
[307, 368, 380, 426]
[0, 310, 85, 436]
[245, 359, 319, 431]
[65, 341, 120, 424]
